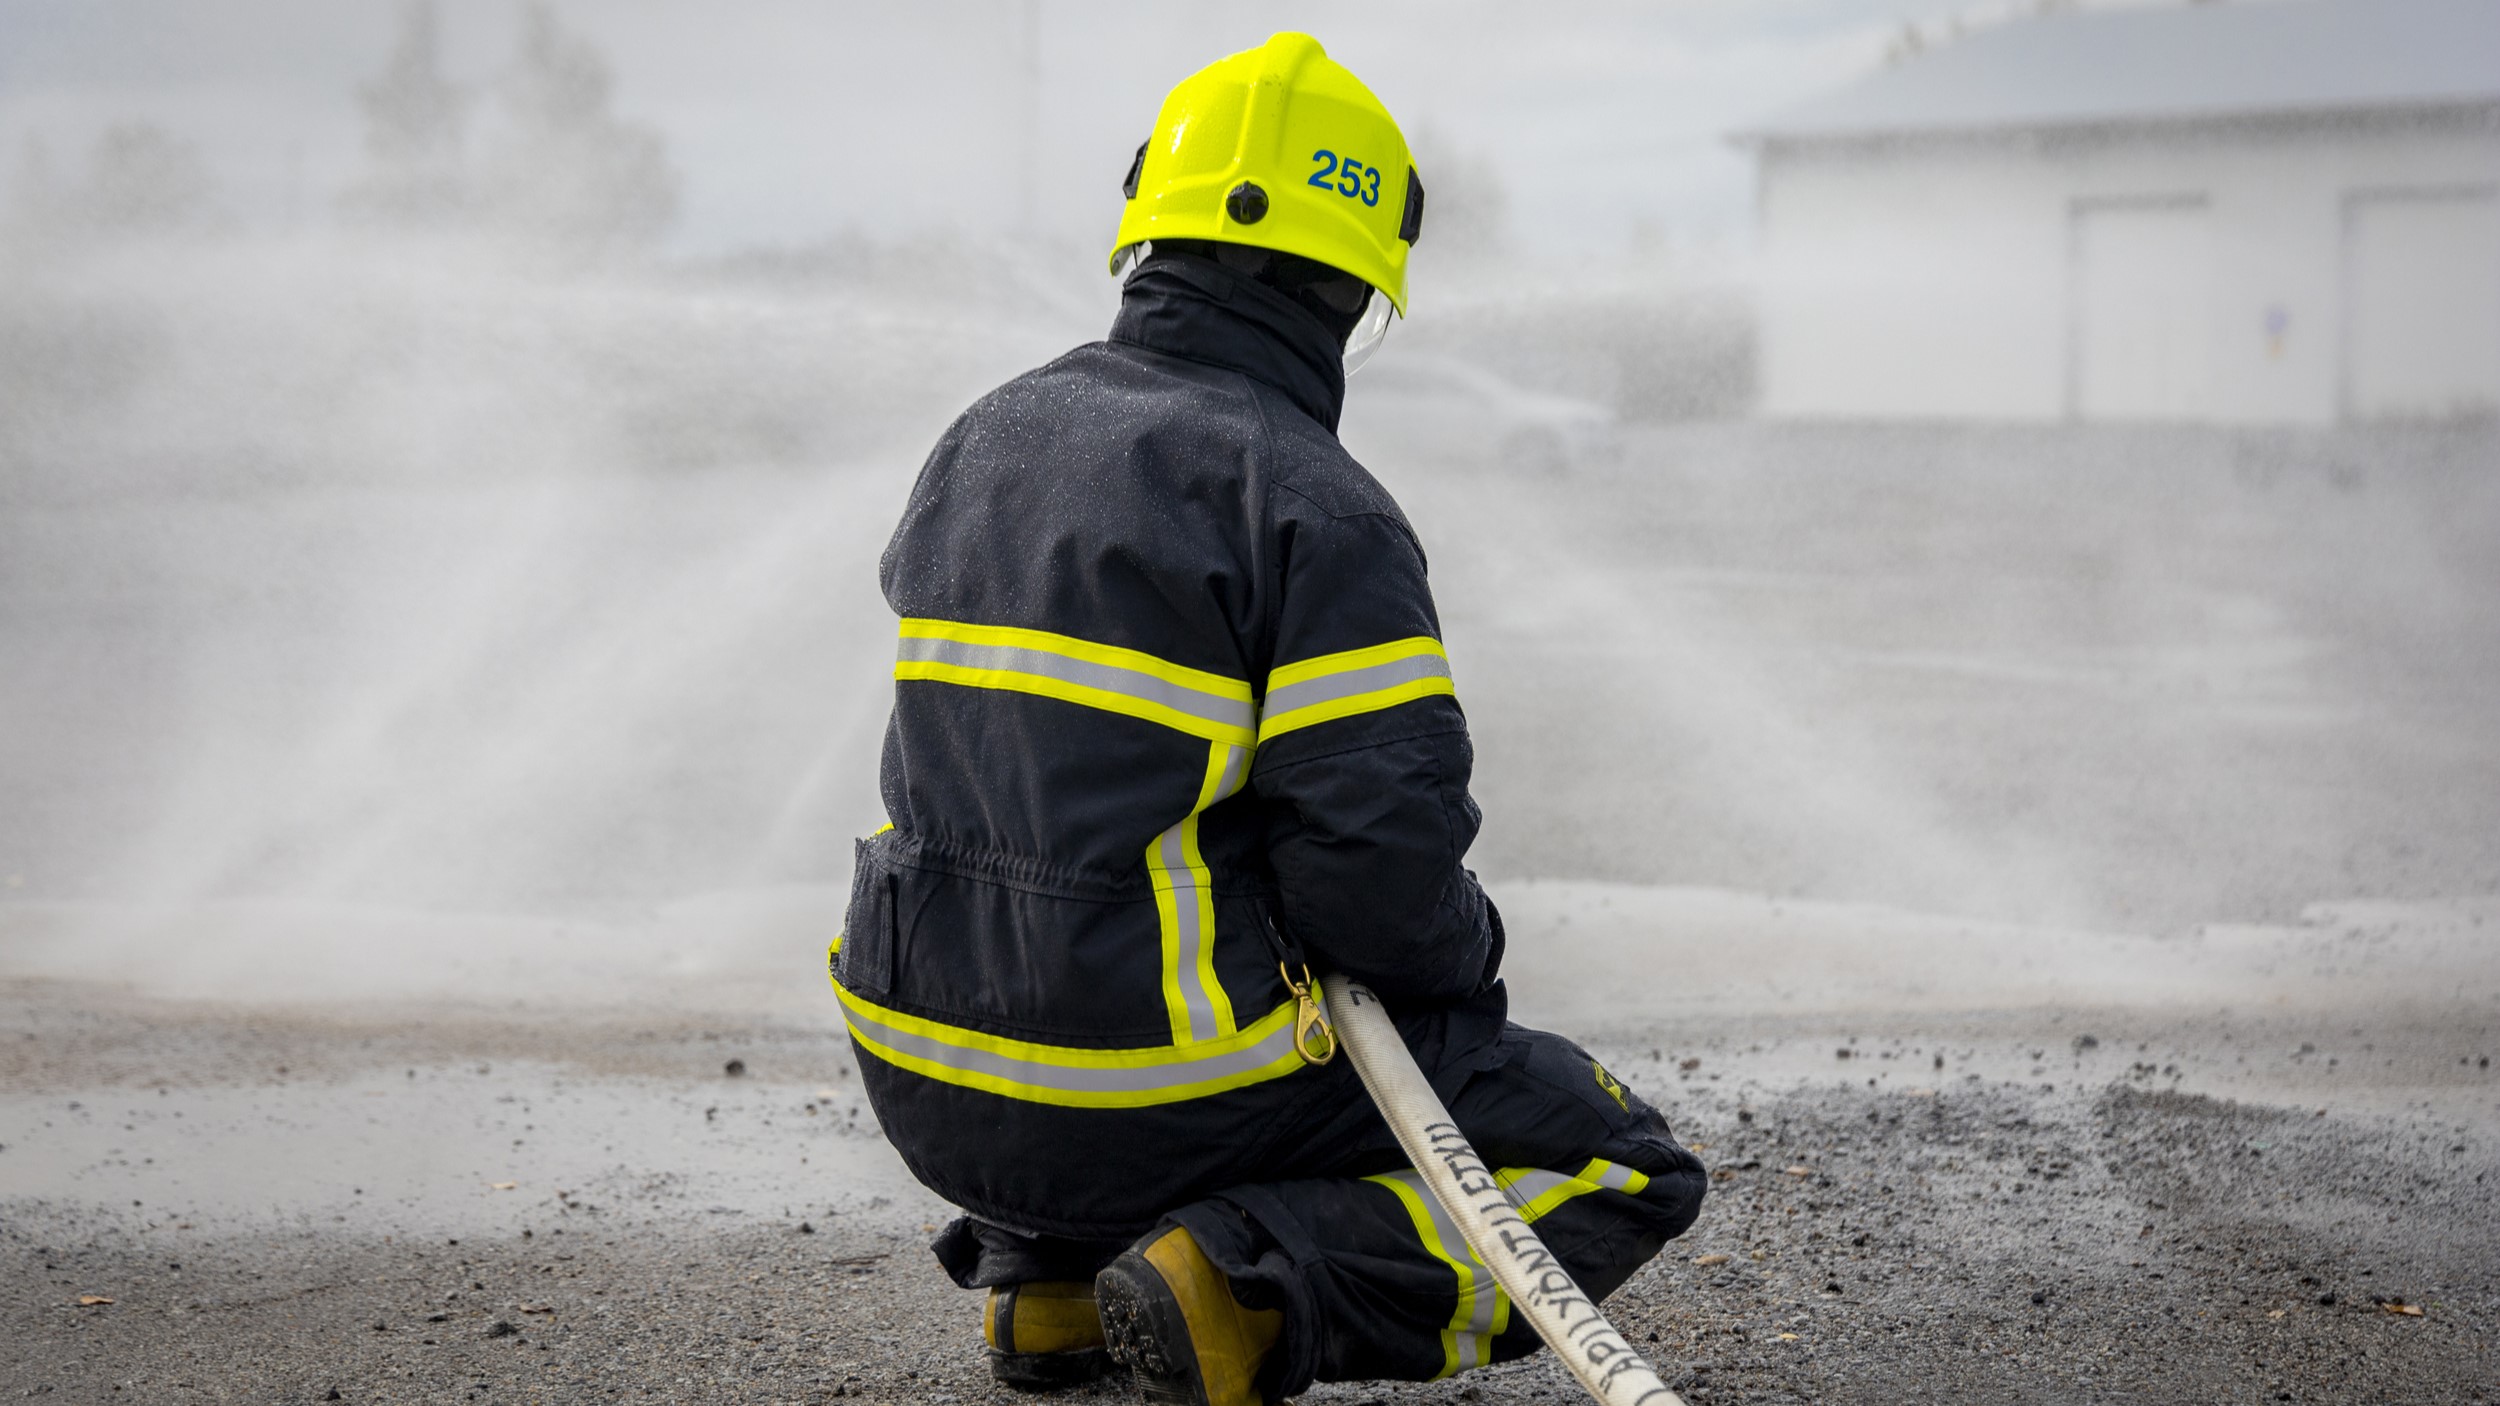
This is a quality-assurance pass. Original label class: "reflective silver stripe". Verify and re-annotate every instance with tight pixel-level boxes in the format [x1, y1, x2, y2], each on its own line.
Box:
[1501, 1160, 1645, 1224]
[1377, 1169, 1502, 1339]
[842, 998, 1297, 1097]
[1148, 743, 1251, 1044]
[1152, 821, 1217, 1042]
[1212, 742, 1248, 805]
[1502, 1168, 1574, 1213]
[1262, 650, 1453, 720]
[897, 633, 1256, 737]
[1589, 1159, 1644, 1193]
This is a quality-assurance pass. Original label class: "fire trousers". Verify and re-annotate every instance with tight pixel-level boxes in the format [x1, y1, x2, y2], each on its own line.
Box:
[931, 987, 1708, 1397]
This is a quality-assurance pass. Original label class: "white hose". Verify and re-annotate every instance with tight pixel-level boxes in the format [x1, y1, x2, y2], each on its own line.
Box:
[1321, 975, 1688, 1406]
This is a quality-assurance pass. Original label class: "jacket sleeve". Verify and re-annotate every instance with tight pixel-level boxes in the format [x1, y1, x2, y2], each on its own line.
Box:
[1249, 500, 1504, 1004]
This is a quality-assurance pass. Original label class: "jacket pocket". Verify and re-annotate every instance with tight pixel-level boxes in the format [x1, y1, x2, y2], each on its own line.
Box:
[838, 836, 898, 1001]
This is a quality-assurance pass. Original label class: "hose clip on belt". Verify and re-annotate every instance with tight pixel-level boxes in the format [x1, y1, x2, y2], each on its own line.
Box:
[1281, 963, 1337, 1066]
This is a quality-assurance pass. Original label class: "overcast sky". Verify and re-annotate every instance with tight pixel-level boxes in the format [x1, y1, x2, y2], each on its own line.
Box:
[0, 0, 2178, 256]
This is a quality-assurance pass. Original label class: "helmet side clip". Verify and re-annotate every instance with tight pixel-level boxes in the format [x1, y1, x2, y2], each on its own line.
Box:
[1225, 182, 1270, 225]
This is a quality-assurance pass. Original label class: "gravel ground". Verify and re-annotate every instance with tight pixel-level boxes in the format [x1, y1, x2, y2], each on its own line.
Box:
[5, 979, 2493, 1405]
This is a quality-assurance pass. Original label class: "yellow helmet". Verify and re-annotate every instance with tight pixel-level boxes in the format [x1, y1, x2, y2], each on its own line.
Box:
[1110, 32, 1424, 315]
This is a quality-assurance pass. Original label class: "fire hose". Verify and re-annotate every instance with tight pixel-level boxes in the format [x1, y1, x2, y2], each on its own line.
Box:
[1319, 974, 1689, 1406]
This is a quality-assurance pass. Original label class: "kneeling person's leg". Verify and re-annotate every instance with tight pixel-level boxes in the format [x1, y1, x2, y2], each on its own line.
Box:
[1149, 1024, 1706, 1394]
[934, 1216, 1129, 1390]
[1097, 1223, 1285, 1406]
[1455, 1024, 1710, 1337]
[986, 1280, 1111, 1390]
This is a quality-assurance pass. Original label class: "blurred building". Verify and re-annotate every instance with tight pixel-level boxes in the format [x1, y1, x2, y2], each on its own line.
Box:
[1739, 0, 2500, 424]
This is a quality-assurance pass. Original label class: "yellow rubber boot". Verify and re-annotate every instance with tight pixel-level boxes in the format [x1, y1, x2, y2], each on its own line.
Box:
[1095, 1226, 1283, 1406]
[983, 1280, 1110, 1391]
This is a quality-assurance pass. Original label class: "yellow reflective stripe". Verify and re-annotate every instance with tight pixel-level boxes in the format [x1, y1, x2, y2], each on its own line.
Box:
[1350, 1159, 1669, 1379]
[835, 978, 1289, 1069]
[1583, 1156, 1650, 1196]
[1366, 1174, 1473, 1379]
[897, 620, 1453, 748]
[1495, 1158, 1652, 1223]
[1184, 748, 1236, 1039]
[896, 618, 1257, 747]
[831, 979, 1304, 1109]
[1151, 824, 1192, 1044]
[1149, 742, 1246, 1043]
[1267, 636, 1445, 691]
[1258, 636, 1455, 745]
[901, 619, 1249, 697]
[1507, 1170, 1597, 1223]
[1366, 1169, 1500, 1379]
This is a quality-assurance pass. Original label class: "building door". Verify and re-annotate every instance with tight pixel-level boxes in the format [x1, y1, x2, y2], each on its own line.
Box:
[2343, 188, 2500, 423]
[2069, 197, 2214, 422]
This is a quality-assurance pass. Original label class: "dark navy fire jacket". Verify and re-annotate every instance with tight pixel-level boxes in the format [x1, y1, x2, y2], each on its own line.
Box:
[837, 250, 1504, 1237]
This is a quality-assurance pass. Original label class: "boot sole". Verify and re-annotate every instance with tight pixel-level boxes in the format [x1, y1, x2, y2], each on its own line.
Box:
[1096, 1250, 1208, 1406]
[988, 1346, 1112, 1392]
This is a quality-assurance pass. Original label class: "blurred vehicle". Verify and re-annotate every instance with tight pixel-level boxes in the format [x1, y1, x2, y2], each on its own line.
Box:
[1346, 352, 1620, 474]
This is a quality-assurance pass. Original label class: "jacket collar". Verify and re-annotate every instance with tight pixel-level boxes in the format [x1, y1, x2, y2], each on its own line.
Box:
[1108, 254, 1347, 433]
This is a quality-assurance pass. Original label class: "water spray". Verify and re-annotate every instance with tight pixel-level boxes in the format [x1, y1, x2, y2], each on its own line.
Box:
[1321, 975, 1689, 1406]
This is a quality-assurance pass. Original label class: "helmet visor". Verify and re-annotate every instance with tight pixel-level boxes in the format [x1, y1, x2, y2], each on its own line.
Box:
[1342, 288, 1396, 376]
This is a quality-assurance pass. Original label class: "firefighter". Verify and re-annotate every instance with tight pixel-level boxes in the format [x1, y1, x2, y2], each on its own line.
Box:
[832, 32, 1706, 1406]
